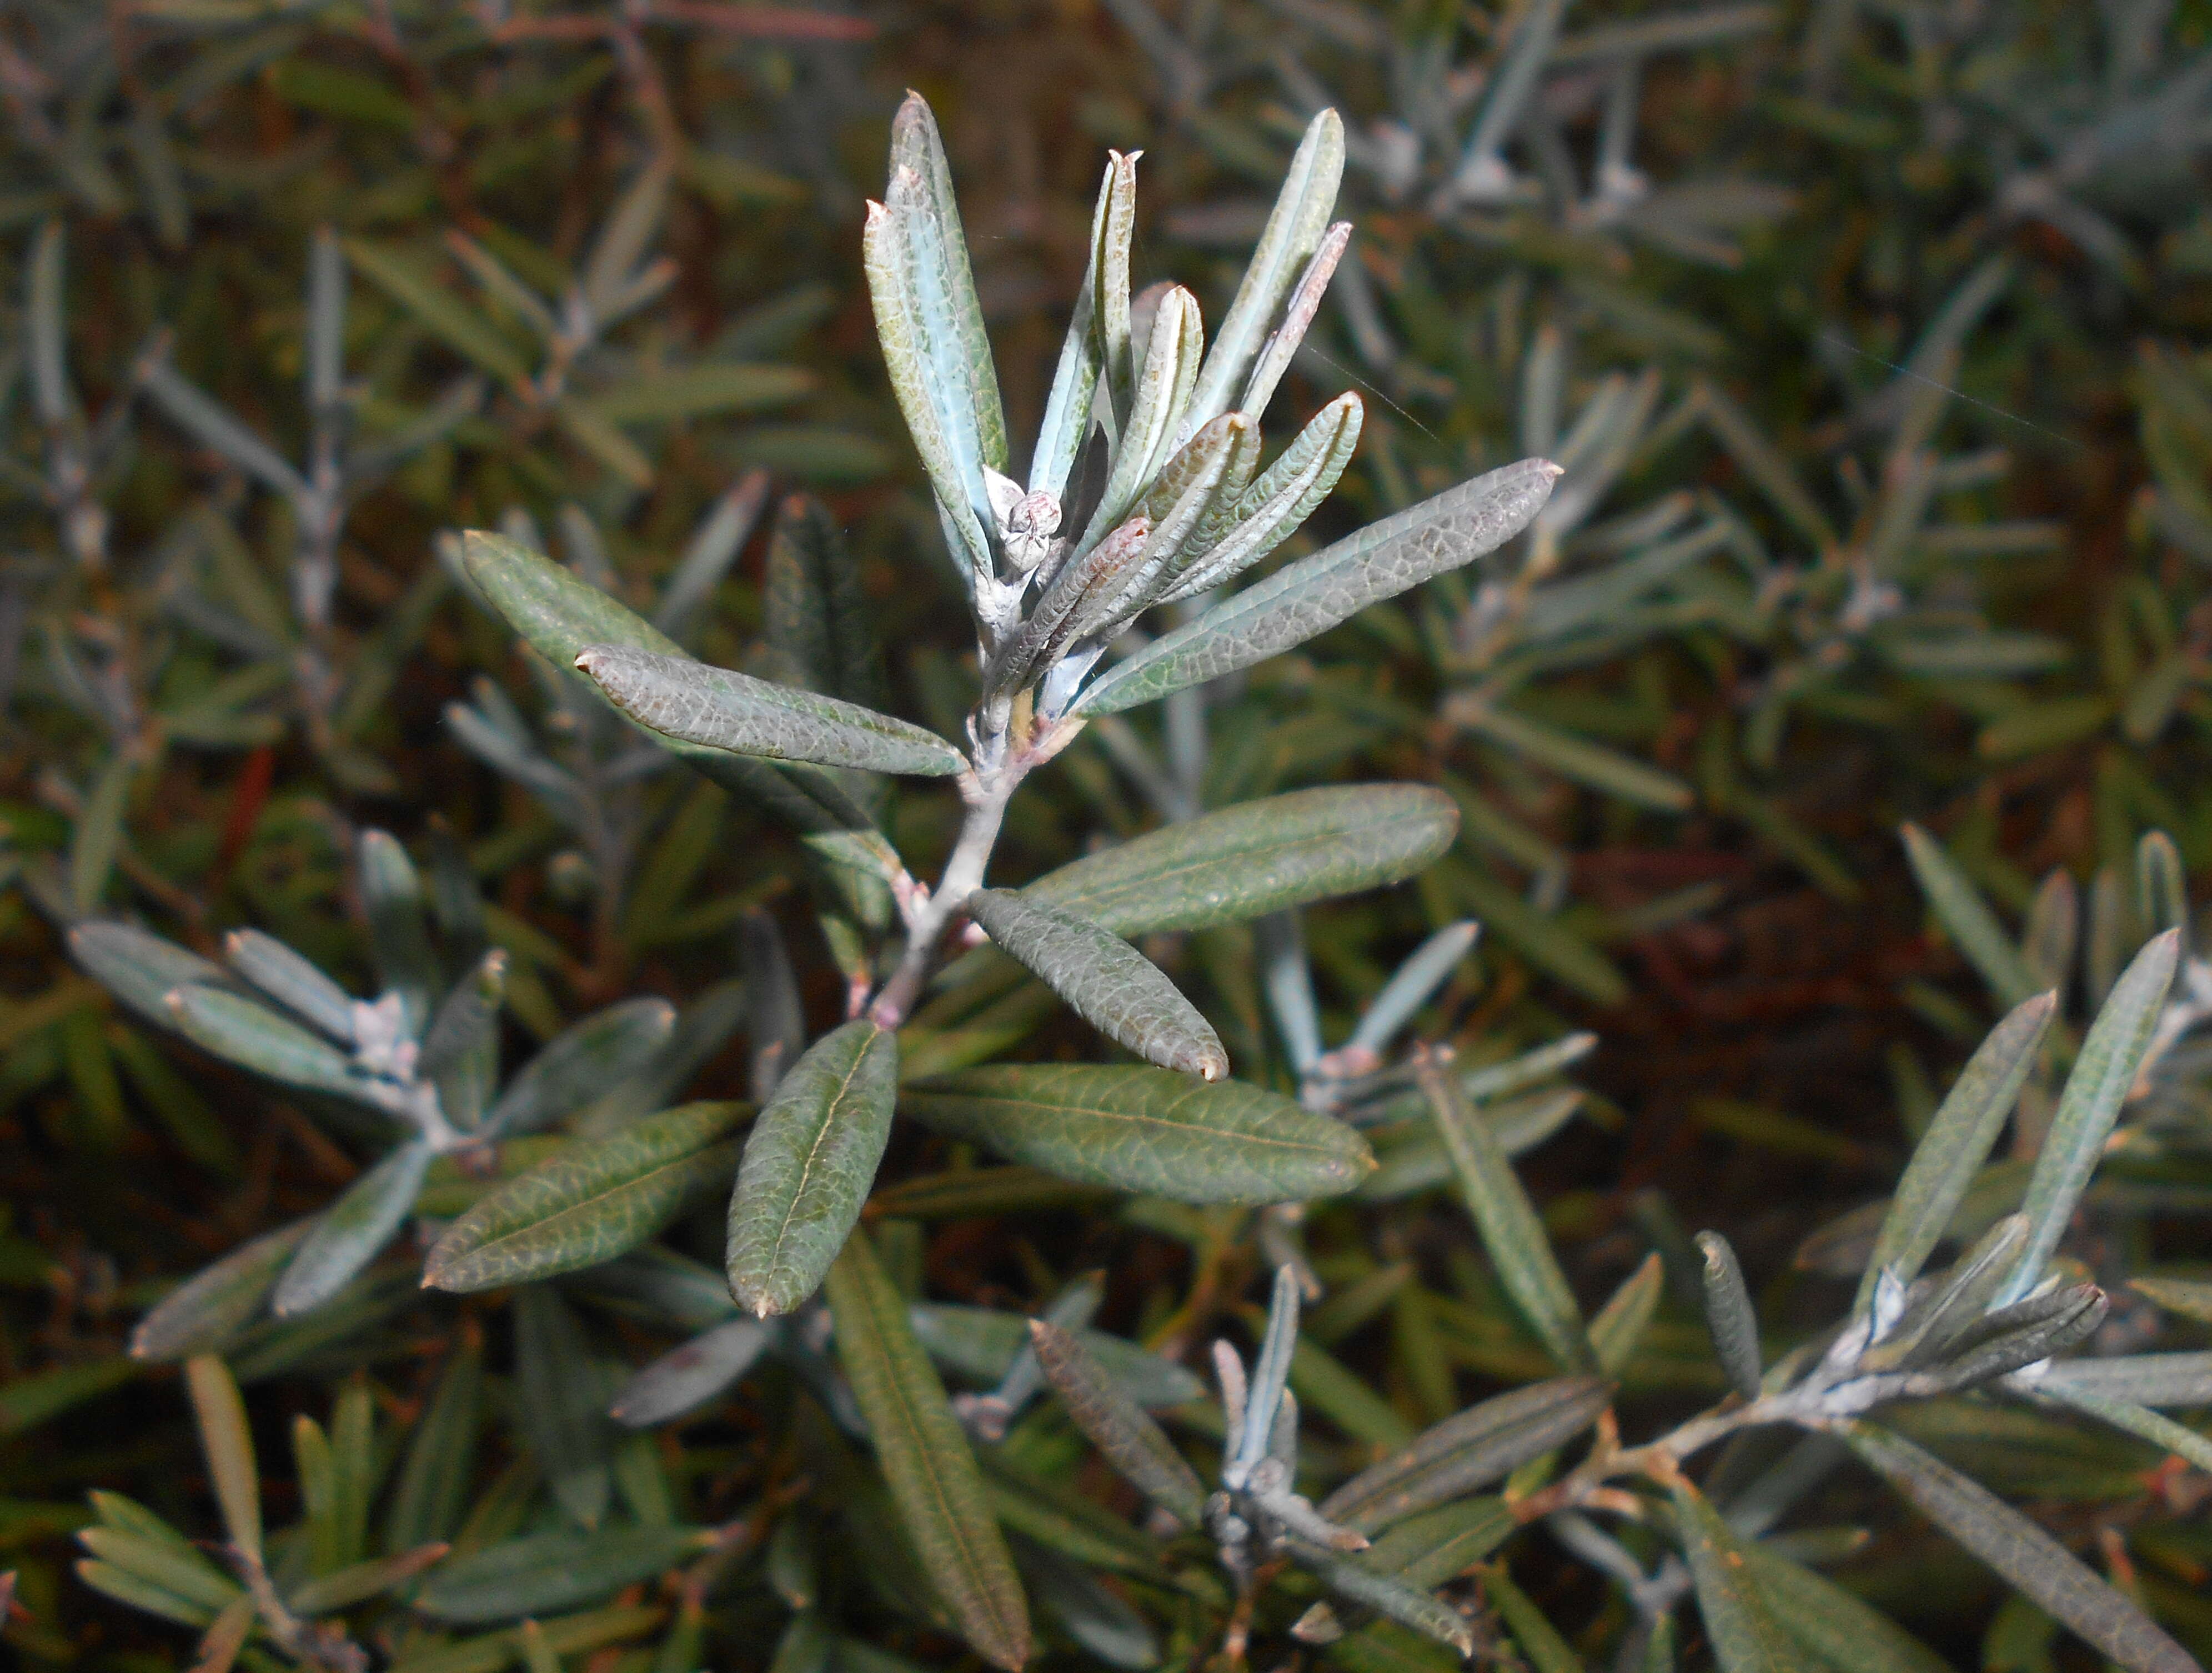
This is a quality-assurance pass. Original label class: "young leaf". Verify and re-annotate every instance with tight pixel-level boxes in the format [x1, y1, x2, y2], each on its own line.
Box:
[1156, 394, 1361, 608]
[825, 1233, 1030, 1671]
[1840, 1421, 2194, 1673]
[1027, 157, 1108, 503]
[424, 1102, 746, 1292]
[359, 830, 438, 1034]
[1030, 1320, 1207, 1527]
[1317, 1378, 1612, 1534]
[966, 889, 1226, 1078]
[164, 986, 375, 1105]
[1074, 459, 1559, 716]
[223, 930, 357, 1043]
[273, 1141, 433, 1317]
[1417, 1054, 1593, 1373]
[1694, 1232, 1763, 1401]
[1854, 993, 2056, 1315]
[412, 1525, 707, 1624]
[1997, 930, 2178, 1307]
[70, 923, 228, 1025]
[726, 1022, 898, 1318]
[184, 1355, 260, 1561]
[576, 645, 965, 778]
[131, 1218, 317, 1361]
[1669, 1479, 1811, 1673]
[485, 998, 676, 1137]
[903, 1064, 1372, 1203]
[1024, 783, 1458, 935]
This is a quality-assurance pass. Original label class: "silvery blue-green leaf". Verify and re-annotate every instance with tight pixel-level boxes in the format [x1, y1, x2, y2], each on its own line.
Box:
[1024, 784, 1457, 935]
[1670, 1480, 1811, 1673]
[966, 890, 1226, 1079]
[223, 930, 356, 1043]
[412, 1525, 708, 1624]
[359, 830, 438, 1035]
[1030, 1320, 1207, 1528]
[130, 1218, 319, 1361]
[577, 644, 964, 778]
[2129, 1275, 2212, 1323]
[610, 1318, 774, 1428]
[825, 1234, 1030, 1671]
[653, 471, 770, 640]
[163, 985, 382, 1106]
[904, 1064, 1372, 1203]
[428, 952, 504, 1132]
[386, 1342, 483, 1554]
[1695, 1231, 1763, 1400]
[2021, 1384, 2212, 1475]
[486, 998, 675, 1136]
[1152, 393, 1363, 610]
[1238, 219, 1351, 421]
[2030, 1351, 2212, 1408]
[1997, 930, 2178, 1307]
[1078, 285, 1203, 550]
[1257, 912, 1322, 1074]
[1228, 1265, 1302, 1481]
[1840, 1421, 2193, 1673]
[1348, 921, 1481, 1059]
[462, 531, 902, 884]
[1027, 157, 1110, 502]
[1855, 993, 2055, 1316]
[1900, 825, 2039, 1009]
[1182, 108, 1345, 439]
[888, 94, 1005, 475]
[71, 922, 227, 1025]
[2136, 830, 2188, 941]
[987, 514, 1154, 705]
[906, 1305, 1202, 1408]
[141, 356, 309, 502]
[1317, 1378, 1611, 1534]
[1736, 1540, 1952, 1673]
[1091, 151, 1138, 429]
[1103, 412, 1252, 623]
[1418, 1055, 1593, 1373]
[1449, 699, 1693, 813]
[1288, 1539, 1474, 1656]
[425, 1102, 747, 1292]
[1862, 1214, 2030, 1373]
[1365, 1496, 1516, 1591]
[344, 236, 532, 387]
[2020, 869, 2078, 994]
[273, 1142, 432, 1317]
[515, 1286, 615, 1529]
[726, 1022, 897, 1318]
[1076, 459, 1560, 716]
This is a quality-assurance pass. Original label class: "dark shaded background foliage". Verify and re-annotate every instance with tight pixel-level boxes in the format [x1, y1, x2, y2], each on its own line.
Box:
[3, 1, 2211, 1670]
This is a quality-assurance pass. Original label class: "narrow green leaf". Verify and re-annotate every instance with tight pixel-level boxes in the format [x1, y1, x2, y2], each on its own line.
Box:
[1450, 700, 1692, 813]
[345, 237, 531, 385]
[1855, 992, 2056, 1315]
[761, 493, 885, 708]
[888, 93, 1006, 473]
[578, 644, 964, 777]
[76, 1527, 241, 1612]
[1318, 1378, 1611, 1534]
[1029, 158, 1110, 502]
[1486, 1562, 1586, 1673]
[1183, 107, 1345, 436]
[585, 364, 812, 425]
[1736, 1542, 1953, 1673]
[1900, 825, 2039, 1009]
[1695, 1232, 1763, 1401]
[1367, 1497, 1516, 1590]
[425, 1102, 746, 1292]
[1024, 784, 1458, 935]
[1840, 1421, 2194, 1673]
[911, 1304, 1202, 1408]
[358, 829, 438, 1033]
[2129, 1275, 2212, 1323]
[1075, 459, 1559, 715]
[0, 1355, 138, 1435]
[274, 1142, 432, 1316]
[132, 1218, 317, 1361]
[514, 1286, 614, 1529]
[1153, 395, 1361, 609]
[70, 753, 132, 914]
[2032, 1350, 2212, 1408]
[966, 890, 1226, 1079]
[1417, 1055, 1593, 1373]
[1030, 1320, 1207, 1527]
[385, 1604, 664, 1673]
[185, 1355, 261, 1561]
[1289, 1540, 1474, 1656]
[904, 1064, 1373, 1203]
[386, 1343, 483, 1554]
[287, 1542, 450, 1615]
[1669, 1480, 1810, 1673]
[413, 1525, 707, 1624]
[486, 997, 675, 1136]
[1078, 284, 1203, 548]
[70, 922, 227, 1025]
[727, 1022, 897, 1318]
[1589, 1254, 1664, 1378]
[1998, 930, 2178, 1306]
[2024, 1383, 2212, 1474]
[826, 1233, 1030, 1671]
[224, 929, 357, 1043]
